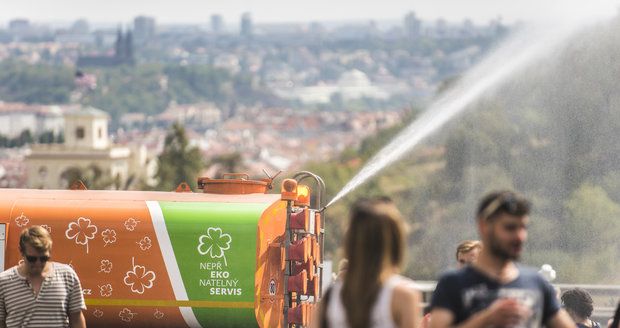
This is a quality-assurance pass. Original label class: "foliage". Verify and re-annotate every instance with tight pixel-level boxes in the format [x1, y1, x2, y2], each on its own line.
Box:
[207, 152, 247, 178]
[0, 60, 74, 103]
[0, 62, 265, 124]
[0, 130, 36, 148]
[154, 122, 204, 191]
[59, 164, 118, 190]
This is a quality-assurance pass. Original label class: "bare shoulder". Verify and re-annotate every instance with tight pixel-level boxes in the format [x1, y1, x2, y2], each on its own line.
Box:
[393, 283, 421, 302]
[391, 280, 422, 328]
[394, 283, 420, 297]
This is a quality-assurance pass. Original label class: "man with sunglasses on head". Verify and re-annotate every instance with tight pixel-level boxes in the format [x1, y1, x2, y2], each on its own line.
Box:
[0, 226, 86, 328]
[430, 191, 574, 328]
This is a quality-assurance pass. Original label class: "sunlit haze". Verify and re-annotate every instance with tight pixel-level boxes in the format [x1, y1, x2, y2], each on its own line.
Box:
[2, 0, 619, 25]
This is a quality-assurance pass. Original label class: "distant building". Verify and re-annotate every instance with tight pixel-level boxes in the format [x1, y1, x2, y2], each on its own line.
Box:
[0, 103, 65, 139]
[70, 19, 90, 34]
[155, 102, 222, 128]
[8, 19, 29, 32]
[273, 69, 391, 104]
[240, 12, 253, 38]
[76, 28, 134, 67]
[25, 106, 155, 190]
[8, 19, 31, 40]
[434, 19, 449, 38]
[309, 22, 325, 35]
[133, 16, 156, 44]
[0, 148, 27, 188]
[55, 19, 94, 45]
[404, 12, 421, 38]
[211, 14, 224, 34]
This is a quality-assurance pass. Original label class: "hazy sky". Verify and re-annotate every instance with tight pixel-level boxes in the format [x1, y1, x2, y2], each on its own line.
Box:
[2, 0, 619, 25]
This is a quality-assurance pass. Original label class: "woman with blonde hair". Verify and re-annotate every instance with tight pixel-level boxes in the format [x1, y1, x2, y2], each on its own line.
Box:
[314, 197, 421, 328]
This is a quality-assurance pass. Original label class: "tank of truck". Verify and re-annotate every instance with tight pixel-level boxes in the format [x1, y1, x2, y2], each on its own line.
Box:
[0, 173, 323, 328]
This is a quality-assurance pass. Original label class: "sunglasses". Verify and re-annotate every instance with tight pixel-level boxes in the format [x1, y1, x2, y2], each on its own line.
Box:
[24, 255, 50, 263]
[480, 193, 529, 221]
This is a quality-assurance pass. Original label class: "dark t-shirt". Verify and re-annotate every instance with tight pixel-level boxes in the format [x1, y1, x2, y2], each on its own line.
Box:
[577, 322, 602, 328]
[431, 266, 560, 328]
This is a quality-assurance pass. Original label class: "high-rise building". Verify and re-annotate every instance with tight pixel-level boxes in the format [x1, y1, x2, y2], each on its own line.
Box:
[70, 19, 90, 34]
[133, 16, 156, 44]
[211, 14, 224, 34]
[240, 12, 253, 38]
[404, 11, 421, 38]
[8, 19, 29, 31]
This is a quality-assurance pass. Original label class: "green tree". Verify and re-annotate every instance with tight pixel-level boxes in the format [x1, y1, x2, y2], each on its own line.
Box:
[55, 132, 65, 144]
[563, 183, 620, 253]
[59, 164, 116, 190]
[0, 60, 74, 103]
[207, 152, 246, 178]
[155, 123, 204, 191]
[18, 130, 33, 146]
[38, 130, 55, 144]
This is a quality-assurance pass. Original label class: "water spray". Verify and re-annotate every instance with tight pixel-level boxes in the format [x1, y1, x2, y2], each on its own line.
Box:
[325, 20, 591, 209]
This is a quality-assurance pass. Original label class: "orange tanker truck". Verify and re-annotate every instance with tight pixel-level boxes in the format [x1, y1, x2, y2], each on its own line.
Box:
[0, 172, 325, 328]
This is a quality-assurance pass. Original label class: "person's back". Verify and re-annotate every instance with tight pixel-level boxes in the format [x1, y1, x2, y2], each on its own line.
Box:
[326, 274, 416, 328]
[313, 197, 421, 328]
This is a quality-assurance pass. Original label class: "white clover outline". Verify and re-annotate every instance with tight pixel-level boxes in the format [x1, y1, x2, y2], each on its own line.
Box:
[137, 236, 152, 251]
[124, 218, 140, 231]
[65, 217, 98, 253]
[119, 308, 136, 322]
[14, 212, 29, 227]
[123, 257, 156, 294]
[101, 229, 117, 247]
[99, 284, 113, 297]
[154, 309, 164, 319]
[99, 259, 113, 273]
[197, 227, 232, 266]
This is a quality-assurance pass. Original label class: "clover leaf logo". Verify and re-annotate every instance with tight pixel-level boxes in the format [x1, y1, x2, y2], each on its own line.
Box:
[197, 227, 232, 266]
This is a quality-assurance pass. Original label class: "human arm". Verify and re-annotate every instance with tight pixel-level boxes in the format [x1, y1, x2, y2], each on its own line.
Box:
[545, 309, 576, 328]
[67, 267, 87, 328]
[309, 286, 333, 328]
[69, 311, 86, 328]
[537, 275, 572, 328]
[309, 303, 322, 328]
[393, 284, 422, 328]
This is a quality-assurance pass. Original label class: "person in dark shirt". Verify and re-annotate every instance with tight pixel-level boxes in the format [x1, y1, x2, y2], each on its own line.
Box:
[561, 288, 601, 328]
[608, 302, 619, 328]
[430, 190, 574, 328]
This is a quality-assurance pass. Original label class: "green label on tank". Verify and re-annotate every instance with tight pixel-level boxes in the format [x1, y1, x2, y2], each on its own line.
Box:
[159, 201, 269, 328]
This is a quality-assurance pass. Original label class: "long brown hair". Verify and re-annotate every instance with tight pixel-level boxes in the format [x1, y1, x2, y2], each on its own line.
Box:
[340, 197, 407, 328]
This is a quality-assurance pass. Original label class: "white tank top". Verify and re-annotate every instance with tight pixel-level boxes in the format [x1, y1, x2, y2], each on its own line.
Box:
[326, 275, 414, 328]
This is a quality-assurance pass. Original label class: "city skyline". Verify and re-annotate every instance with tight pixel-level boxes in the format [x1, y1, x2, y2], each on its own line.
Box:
[2, 0, 619, 26]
